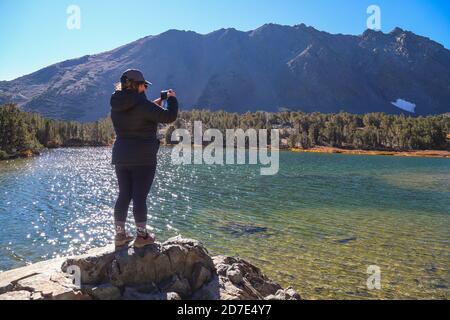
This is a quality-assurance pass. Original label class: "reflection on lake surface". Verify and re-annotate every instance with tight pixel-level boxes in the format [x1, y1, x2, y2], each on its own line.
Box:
[0, 147, 448, 299]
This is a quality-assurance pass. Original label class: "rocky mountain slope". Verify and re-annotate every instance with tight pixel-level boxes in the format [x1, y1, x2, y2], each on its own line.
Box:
[0, 236, 299, 300]
[0, 23, 449, 121]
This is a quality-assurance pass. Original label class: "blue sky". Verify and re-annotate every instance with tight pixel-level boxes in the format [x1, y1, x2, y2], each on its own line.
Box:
[0, 0, 449, 80]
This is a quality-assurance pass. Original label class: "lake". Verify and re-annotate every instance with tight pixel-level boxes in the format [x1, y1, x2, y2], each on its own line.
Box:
[0, 147, 448, 299]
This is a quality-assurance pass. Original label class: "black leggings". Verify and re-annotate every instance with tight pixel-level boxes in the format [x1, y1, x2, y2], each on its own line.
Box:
[114, 165, 157, 224]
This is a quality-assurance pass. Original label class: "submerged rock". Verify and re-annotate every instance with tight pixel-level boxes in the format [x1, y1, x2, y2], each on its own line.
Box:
[336, 237, 357, 244]
[219, 221, 271, 238]
[0, 236, 299, 300]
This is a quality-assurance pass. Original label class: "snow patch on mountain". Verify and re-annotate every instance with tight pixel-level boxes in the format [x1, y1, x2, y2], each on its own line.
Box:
[391, 99, 416, 113]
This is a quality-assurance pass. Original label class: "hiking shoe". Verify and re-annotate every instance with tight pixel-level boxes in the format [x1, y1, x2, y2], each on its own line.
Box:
[133, 233, 155, 248]
[115, 234, 134, 248]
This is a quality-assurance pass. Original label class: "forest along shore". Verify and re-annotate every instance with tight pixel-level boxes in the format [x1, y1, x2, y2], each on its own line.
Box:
[1, 103, 449, 161]
[0, 104, 114, 160]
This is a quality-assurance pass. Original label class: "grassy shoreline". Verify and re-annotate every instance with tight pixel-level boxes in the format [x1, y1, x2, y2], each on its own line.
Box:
[289, 146, 450, 158]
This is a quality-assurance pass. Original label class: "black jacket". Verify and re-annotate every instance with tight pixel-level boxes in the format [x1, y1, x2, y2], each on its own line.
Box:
[110, 90, 178, 166]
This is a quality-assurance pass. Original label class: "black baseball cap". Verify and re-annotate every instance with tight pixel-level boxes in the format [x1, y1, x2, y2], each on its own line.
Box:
[121, 69, 152, 86]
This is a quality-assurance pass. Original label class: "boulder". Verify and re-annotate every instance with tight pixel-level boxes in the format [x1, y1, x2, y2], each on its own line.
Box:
[0, 236, 300, 300]
[84, 284, 122, 300]
[0, 257, 90, 300]
[0, 290, 32, 300]
[265, 287, 302, 300]
[212, 255, 286, 299]
[61, 245, 116, 285]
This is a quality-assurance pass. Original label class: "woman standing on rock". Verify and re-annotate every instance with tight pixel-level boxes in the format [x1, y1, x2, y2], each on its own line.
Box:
[110, 69, 178, 248]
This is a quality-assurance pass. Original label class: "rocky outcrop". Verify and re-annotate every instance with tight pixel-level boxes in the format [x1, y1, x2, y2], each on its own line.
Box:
[0, 236, 299, 300]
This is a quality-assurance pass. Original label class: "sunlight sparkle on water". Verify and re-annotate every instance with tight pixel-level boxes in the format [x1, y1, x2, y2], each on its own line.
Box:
[0, 147, 448, 299]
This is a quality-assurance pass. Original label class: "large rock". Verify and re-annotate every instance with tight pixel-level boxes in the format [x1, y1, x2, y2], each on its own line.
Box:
[0, 257, 90, 300]
[0, 236, 299, 300]
[206, 255, 300, 300]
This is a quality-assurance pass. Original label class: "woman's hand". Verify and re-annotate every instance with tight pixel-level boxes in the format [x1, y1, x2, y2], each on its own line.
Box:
[153, 90, 176, 106]
[167, 89, 176, 98]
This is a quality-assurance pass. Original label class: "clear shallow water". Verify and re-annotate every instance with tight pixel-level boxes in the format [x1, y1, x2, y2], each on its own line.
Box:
[0, 147, 448, 299]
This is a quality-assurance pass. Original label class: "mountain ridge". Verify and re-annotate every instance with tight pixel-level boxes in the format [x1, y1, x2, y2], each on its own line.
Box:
[1, 23, 449, 121]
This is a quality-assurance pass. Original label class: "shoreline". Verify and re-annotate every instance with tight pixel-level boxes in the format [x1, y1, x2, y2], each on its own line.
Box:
[289, 146, 450, 158]
[2, 144, 449, 162]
